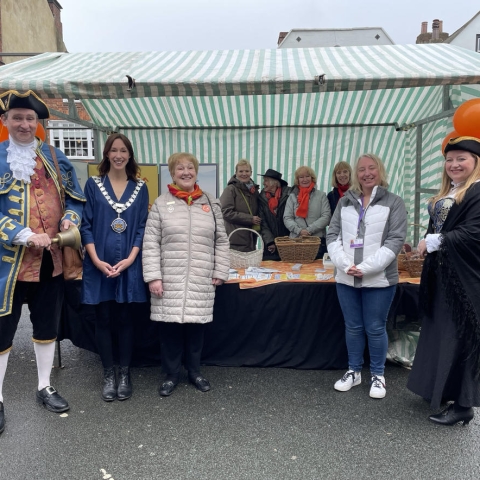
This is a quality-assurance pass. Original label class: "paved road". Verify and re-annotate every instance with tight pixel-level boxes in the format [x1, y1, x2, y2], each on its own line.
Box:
[1, 310, 479, 480]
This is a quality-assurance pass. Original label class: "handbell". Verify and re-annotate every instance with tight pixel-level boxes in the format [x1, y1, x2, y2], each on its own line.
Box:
[52, 225, 81, 249]
[27, 225, 81, 249]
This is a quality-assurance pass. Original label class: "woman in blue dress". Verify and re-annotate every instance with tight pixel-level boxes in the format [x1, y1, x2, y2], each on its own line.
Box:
[81, 133, 149, 402]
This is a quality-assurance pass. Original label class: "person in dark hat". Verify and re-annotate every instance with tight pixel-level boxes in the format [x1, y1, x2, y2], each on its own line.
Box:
[0, 90, 85, 435]
[408, 136, 480, 426]
[257, 168, 292, 260]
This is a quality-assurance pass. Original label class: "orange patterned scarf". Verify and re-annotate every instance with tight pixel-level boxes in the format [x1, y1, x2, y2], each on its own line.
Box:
[168, 183, 203, 205]
[295, 183, 315, 218]
[265, 188, 281, 216]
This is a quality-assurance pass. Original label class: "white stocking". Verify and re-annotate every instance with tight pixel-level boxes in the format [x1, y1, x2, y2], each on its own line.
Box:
[0, 351, 10, 403]
[34, 342, 55, 391]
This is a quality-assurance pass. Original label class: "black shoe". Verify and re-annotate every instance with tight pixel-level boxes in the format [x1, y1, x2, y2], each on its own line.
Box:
[429, 403, 474, 426]
[189, 375, 211, 392]
[36, 386, 70, 413]
[0, 401, 5, 434]
[117, 366, 132, 401]
[102, 367, 117, 402]
[159, 380, 177, 397]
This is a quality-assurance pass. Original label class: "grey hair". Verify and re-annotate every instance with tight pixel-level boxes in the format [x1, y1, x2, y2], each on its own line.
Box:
[263, 177, 280, 189]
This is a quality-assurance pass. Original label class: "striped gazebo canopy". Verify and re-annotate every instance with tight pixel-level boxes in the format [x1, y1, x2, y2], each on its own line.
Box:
[1, 43, 480, 241]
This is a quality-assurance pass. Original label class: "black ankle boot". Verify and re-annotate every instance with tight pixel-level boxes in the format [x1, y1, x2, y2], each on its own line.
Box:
[102, 367, 117, 402]
[429, 403, 474, 426]
[117, 366, 132, 401]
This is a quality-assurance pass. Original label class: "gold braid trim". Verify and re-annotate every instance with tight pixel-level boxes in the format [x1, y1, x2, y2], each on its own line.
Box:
[0, 346, 13, 355]
[32, 337, 56, 344]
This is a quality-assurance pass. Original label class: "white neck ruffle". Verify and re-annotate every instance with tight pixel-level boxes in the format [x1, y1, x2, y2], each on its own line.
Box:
[6, 136, 38, 184]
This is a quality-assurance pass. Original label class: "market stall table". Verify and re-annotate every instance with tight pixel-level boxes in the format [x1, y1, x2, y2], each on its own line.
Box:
[59, 261, 420, 369]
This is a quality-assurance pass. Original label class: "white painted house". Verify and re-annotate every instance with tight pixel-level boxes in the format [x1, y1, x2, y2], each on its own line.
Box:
[444, 10, 480, 52]
[277, 28, 394, 48]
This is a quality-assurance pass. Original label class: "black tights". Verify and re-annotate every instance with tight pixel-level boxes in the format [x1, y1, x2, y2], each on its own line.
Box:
[94, 301, 134, 368]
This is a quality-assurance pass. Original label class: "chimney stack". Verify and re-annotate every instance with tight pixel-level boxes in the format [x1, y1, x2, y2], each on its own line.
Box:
[432, 19, 440, 40]
[439, 20, 443, 33]
[421, 22, 428, 34]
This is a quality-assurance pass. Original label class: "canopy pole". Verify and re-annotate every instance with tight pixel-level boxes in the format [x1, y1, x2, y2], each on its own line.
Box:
[414, 124, 423, 246]
[93, 129, 102, 162]
[443, 85, 453, 111]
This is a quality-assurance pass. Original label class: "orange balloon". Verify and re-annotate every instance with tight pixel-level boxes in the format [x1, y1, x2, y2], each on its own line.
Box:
[453, 98, 480, 137]
[0, 123, 47, 142]
[441, 130, 460, 154]
[35, 123, 46, 141]
[0, 125, 8, 142]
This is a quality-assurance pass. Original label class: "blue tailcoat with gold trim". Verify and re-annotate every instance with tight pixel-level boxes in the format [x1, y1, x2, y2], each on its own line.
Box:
[0, 139, 85, 316]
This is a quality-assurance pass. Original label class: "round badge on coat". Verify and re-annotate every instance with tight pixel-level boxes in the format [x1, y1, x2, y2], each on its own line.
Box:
[202, 205, 210, 212]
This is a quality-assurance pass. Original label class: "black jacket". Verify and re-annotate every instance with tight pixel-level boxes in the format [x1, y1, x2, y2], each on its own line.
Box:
[327, 188, 340, 216]
[258, 185, 292, 260]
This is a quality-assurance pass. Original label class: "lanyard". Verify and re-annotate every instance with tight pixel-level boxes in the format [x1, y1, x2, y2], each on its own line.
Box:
[356, 195, 368, 236]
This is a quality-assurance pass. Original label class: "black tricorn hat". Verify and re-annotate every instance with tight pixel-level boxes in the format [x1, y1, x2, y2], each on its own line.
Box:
[0, 90, 49, 119]
[444, 136, 480, 157]
[258, 168, 288, 187]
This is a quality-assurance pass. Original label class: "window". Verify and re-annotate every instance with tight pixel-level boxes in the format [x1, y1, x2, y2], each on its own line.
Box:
[48, 121, 95, 160]
[476, 34, 480, 53]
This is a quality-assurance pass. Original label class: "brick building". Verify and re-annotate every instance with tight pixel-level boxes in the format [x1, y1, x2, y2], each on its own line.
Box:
[0, 0, 95, 161]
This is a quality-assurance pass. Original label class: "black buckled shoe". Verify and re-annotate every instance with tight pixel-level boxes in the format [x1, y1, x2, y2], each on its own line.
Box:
[36, 386, 70, 413]
[117, 366, 132, 401]
[102, 367, 117, 402]
[189, 375, 211, 392]
[429, 403, 474, 426]
[0, 401, 5, 434]
[159, 380, 177, 397]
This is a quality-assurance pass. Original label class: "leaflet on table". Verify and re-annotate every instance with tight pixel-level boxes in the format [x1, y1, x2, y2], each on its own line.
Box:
[286, 272, 301, 279]
[241, 273, 273, 280]
[315, 273, 334, 281]
[245, 267, 280, 274]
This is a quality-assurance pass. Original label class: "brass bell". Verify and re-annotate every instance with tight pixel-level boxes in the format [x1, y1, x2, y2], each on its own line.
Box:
[52, 225, 81, 249]
[27, 225, 81, 249]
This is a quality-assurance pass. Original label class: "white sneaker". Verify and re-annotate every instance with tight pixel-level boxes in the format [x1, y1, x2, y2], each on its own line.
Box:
[370, 375, 386, 399]
[334, 370, 361, 392]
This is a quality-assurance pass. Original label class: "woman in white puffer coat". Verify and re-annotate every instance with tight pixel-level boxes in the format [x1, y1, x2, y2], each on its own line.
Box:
[327, 153, 407, 400]
[143, 153, 230, 397]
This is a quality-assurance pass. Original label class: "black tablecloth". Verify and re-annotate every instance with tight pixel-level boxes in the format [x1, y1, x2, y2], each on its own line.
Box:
[60, 281, 419, 370]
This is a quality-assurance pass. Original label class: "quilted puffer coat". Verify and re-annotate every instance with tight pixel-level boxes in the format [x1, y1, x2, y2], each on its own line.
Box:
[142, 191, 230, 323]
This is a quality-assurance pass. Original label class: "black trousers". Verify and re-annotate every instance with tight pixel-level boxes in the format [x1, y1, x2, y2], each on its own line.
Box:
[159, 322, 206, 380]
[94, 301, 134, 368]
[0, 252, 63, 353]
[316, 237, 327, 260]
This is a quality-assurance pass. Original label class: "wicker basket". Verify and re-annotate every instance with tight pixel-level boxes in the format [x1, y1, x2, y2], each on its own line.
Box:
[405, 255, 425, 278]
[397, 252, 411, 272]
[274, 236, 320, 264]
[228, 228, 264, 269]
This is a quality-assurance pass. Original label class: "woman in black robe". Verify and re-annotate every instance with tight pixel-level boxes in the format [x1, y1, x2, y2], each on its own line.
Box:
[407, 136, 480, 426]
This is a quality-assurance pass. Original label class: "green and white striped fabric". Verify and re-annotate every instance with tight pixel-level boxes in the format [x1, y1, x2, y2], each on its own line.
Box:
[0, 44, 479, 98]
[1, 44, 480, 242]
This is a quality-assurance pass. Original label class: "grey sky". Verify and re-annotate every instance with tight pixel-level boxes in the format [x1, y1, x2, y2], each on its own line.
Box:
[61, 0, 478, 52]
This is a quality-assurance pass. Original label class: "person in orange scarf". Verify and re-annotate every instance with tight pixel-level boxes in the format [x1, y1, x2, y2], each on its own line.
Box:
[283, 166, 331, 259]
[257, 169, 292, 260]
[143, 153, 230, 397]
[327, 161, 352, 215]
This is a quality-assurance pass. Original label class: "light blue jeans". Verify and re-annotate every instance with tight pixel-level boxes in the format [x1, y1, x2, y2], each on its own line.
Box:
[336, 283, 396, 376]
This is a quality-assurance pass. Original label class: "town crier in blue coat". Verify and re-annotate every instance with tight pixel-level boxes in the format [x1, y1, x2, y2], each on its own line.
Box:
[0, 90, 85, 435]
